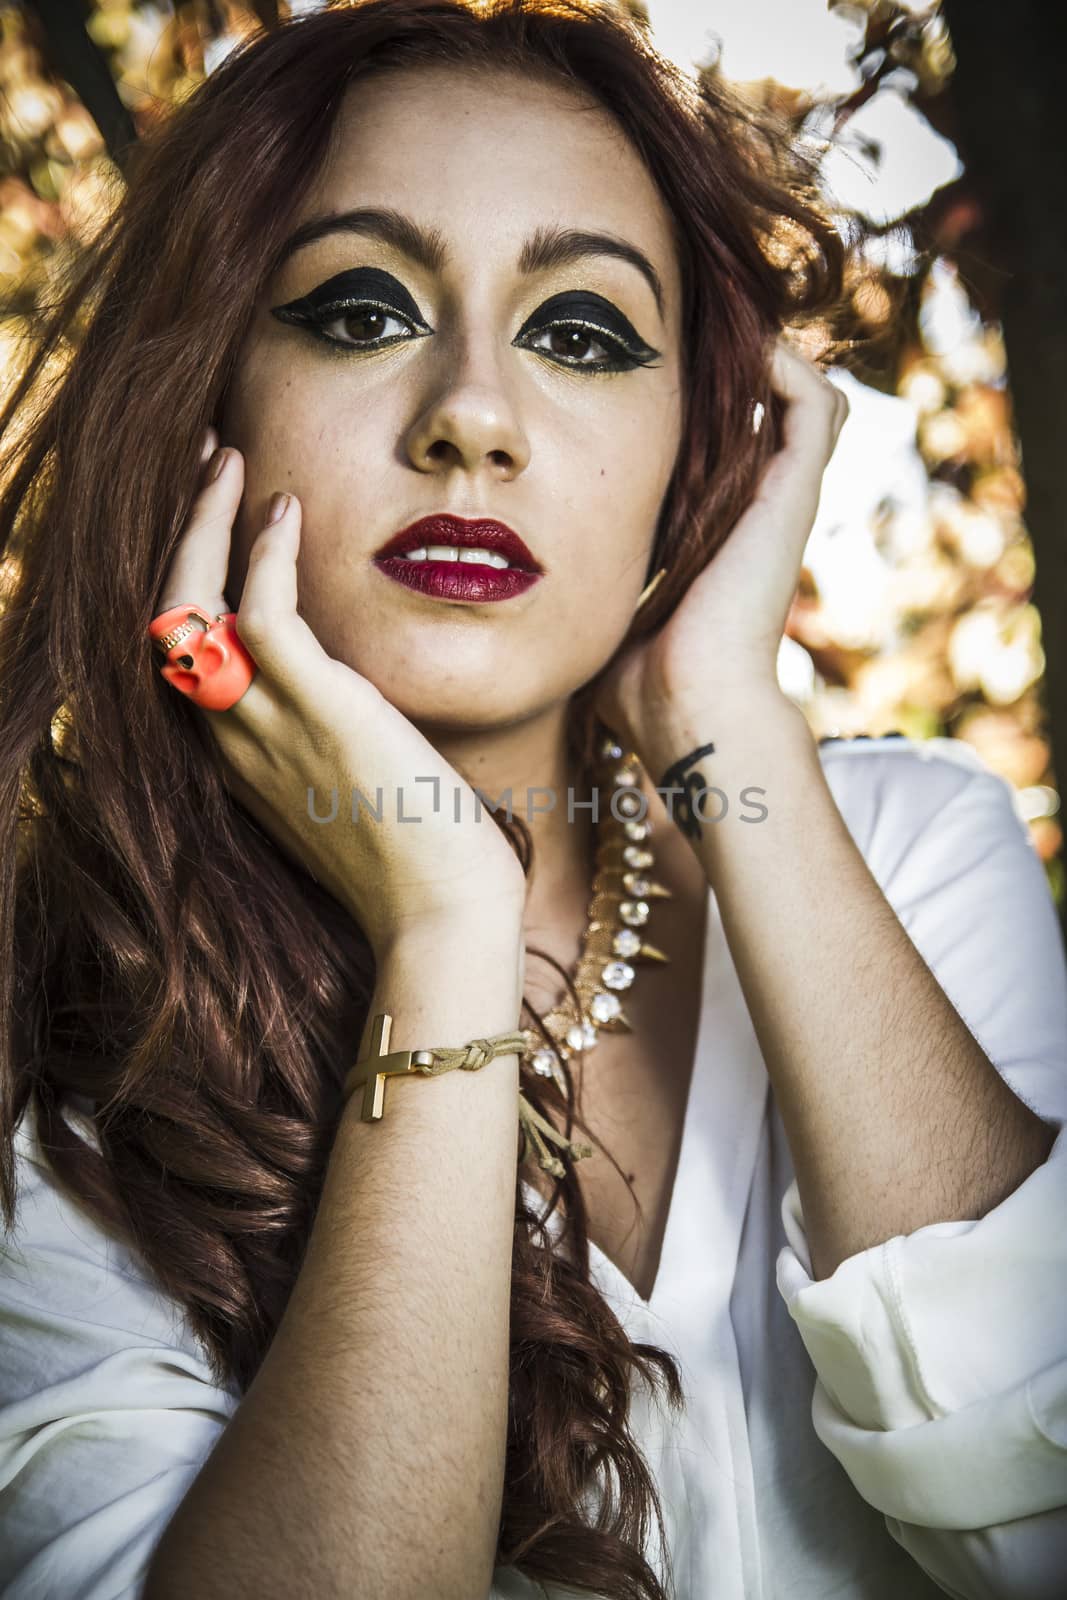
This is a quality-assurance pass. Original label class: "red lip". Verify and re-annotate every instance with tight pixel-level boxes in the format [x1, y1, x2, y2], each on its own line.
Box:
[373, 514, 544, 604]
[374, 515, 542, 572]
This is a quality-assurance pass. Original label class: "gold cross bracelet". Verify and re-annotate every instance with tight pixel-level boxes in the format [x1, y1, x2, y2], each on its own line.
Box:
[342, 1012, 534, 1123]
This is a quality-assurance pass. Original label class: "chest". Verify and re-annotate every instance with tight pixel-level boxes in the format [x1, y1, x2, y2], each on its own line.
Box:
[526, 876, 709, 1304]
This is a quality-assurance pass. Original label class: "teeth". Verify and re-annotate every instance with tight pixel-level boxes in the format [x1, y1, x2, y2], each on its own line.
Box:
[402, 545, 512, 570]
[458, 548, 511, 569]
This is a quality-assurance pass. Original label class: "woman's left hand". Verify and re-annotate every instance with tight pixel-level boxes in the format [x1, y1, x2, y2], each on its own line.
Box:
[592, 335, 850, 773]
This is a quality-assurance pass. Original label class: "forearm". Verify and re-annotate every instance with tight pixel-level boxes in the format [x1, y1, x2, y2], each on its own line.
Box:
[653, 691, 1056, 1280]
[144, 918, 525, 1600]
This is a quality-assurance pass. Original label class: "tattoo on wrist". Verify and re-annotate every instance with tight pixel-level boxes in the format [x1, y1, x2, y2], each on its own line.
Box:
[657, 743, 717, 841]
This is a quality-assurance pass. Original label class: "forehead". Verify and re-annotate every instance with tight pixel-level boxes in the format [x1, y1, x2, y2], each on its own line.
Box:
[301, 62, 680, 288]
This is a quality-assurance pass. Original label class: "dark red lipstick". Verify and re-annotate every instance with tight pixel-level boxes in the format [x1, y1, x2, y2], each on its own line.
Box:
[373, 515, 544, 603]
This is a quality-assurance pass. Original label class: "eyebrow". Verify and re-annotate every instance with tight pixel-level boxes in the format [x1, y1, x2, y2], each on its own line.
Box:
[271, 206, 666, 321]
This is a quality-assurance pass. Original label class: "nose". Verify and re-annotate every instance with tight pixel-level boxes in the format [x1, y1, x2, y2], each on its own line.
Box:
[403, 327, 531, 481]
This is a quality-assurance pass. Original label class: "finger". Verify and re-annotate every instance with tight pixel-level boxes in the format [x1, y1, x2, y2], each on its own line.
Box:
[749, 341, 848, 513]
[159, 445, 246, 616]
[769, 337, 850, 450]
[233, 493, 342, 703]
[152, 446, 270, 729]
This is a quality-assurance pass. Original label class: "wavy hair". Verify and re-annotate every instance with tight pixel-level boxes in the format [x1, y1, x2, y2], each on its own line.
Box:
[0, 3, 853, 1595]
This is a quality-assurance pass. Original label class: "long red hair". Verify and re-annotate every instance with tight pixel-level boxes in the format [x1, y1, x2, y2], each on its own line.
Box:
[0, 3, 851, 1595]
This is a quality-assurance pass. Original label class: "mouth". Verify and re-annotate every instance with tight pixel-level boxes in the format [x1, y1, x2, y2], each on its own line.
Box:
[373, 514, 545, 604]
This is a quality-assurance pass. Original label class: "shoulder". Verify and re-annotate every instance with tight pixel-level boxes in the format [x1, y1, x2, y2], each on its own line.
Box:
[815, 729, 1007, 793]
[3, 1096, 227, 1388]
[813, 731, 1025, 870]
[812, 732, 1067, 1122]
[1, 1100, 241, 1595]
[810, 732, 1047, 944]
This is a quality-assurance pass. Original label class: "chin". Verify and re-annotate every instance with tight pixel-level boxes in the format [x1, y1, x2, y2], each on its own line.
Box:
[403, 700, 526, 736]
[359, 676, 510, 727]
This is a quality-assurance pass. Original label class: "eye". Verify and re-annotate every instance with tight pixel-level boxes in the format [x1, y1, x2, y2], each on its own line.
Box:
[519, 319, 652, 373]
[307, 301, 420, 351]
[514, 292, 661, 374]
[270, 266, 430, 351]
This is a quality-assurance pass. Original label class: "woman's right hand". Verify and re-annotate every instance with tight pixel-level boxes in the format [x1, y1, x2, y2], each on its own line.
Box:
[154, 432, 529, 959]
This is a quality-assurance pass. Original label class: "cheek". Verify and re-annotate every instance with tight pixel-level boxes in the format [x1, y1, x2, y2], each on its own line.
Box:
[227, 392, 389, 556]
[563, 446, 672, 585]
[566, 376, 680, 497]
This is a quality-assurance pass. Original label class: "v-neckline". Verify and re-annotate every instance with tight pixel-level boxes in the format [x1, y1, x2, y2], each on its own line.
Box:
[599, 878, 715, 1307]
[521, 879, 727, 1310]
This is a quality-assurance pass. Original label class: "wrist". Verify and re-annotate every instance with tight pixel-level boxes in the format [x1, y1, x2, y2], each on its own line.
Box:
[639, 687, 808, 784]
[374, 906, 526, 980]
[357, 927, 526, 1081]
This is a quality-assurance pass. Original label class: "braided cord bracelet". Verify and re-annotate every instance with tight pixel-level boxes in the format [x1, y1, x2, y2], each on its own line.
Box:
[343, 1012, 594, 1178]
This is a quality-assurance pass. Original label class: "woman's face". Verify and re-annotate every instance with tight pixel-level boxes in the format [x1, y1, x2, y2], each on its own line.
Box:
[221, 63, 684, 731]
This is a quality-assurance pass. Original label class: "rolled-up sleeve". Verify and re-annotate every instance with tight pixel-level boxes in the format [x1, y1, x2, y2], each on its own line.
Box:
[0, 1109, 240, 1599]
[776, 751, 1067, 1599]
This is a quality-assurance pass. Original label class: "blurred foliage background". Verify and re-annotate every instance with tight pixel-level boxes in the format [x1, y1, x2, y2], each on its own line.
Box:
[0, 0, 1063, 931]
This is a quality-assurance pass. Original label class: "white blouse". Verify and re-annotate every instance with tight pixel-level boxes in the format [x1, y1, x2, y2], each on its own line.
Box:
[2, 735, 1066, 1599]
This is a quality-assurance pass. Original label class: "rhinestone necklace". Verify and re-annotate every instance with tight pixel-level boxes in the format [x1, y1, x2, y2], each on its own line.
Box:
[519, 732, 671, 1098]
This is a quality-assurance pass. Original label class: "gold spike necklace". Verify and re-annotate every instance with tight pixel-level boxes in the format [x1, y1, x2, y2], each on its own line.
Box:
[514, 732, 673, 1176]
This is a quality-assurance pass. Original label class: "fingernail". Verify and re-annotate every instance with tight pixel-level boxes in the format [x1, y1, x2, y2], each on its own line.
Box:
[266, 492, 290, 525]
[199, 427, 217, 464]
[207, 448, 228, 483]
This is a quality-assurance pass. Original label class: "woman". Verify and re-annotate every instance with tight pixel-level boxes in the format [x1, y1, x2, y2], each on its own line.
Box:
[0, 2, 1064, 1596]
